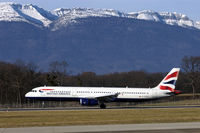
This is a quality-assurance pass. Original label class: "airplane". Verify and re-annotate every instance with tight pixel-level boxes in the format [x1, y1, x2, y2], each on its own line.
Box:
[25, 68, 181, 109]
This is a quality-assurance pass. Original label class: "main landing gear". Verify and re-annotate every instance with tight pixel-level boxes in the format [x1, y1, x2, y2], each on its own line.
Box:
[100, 103, 106, 109]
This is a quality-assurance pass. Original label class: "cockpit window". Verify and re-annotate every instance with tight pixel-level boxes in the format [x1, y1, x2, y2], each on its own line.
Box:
[31, 90, 37, 92]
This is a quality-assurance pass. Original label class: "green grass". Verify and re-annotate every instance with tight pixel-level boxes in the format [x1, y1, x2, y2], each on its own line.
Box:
[1, 108, 200, 128]
[136, 99, 200, 106]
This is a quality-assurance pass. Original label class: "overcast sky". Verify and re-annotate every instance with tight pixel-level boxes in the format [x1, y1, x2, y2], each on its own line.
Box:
[1, 0, 200, 21]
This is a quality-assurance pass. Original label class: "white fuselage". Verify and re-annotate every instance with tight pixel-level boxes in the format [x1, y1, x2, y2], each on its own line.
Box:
[25, 68, 180, 108]
[25, 86, 170, 101]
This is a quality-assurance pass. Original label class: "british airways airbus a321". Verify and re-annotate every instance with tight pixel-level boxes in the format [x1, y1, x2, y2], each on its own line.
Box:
[25, 68, 181, 108]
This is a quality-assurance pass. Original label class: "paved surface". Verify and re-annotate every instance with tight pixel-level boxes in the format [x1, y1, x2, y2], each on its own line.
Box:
[1, 122, 200, 133]
[93, 129, 200, 133]
[1, 105, 200, 111]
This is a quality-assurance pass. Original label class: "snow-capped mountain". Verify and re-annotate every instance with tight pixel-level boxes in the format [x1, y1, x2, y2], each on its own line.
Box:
[51, 8, 128, 30]
[0, 2, 26, 22]
[53, 8, 200, 30]
[196, 21, 200, 29]
[0, 2, 57, 27]
[128, 10, 200, 30]
[1, 2, 200, 74]
[0, 2, 199, 30]
[53, 8, 126, 17]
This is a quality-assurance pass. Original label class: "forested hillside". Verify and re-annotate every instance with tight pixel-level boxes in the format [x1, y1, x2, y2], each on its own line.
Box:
[1, 17, 200, 74]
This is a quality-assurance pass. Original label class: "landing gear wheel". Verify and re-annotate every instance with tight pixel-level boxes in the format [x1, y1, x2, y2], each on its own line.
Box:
[100, 103, 106, 109]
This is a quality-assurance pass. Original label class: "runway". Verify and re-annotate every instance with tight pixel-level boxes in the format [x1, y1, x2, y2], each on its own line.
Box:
[1, 122, 200, 133]
[1, 105, 200, 111]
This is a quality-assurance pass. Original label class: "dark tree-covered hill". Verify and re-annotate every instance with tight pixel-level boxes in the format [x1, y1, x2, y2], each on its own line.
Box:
[0, 17, 200, 74]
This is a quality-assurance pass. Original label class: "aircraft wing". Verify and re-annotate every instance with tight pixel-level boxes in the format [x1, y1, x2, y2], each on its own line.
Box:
[96, 93, 119, 102]
[80, 93, 120, 102]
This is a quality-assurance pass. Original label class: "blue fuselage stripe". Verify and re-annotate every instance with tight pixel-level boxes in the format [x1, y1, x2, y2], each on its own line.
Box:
[26, 97, 155, 102]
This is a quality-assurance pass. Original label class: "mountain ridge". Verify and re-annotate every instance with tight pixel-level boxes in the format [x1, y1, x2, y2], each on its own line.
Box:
[0, 3, 200, 74]
[0, 2, 199, 30]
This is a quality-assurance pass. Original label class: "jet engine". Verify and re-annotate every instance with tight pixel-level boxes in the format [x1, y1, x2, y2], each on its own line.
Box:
[79, 98, 98, 106]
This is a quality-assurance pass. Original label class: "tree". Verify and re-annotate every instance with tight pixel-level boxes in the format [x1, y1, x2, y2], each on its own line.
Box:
[49, 61, 68, 74]
[48, 61, 68, 86]
[181, 56, 200, 98]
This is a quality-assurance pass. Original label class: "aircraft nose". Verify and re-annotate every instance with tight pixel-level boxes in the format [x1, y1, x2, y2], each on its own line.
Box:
[25, 92, 30, 98]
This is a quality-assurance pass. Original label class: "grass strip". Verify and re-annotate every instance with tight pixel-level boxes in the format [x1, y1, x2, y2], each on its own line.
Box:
[135, 99, 200, 106]
[0, 108, 200, 128]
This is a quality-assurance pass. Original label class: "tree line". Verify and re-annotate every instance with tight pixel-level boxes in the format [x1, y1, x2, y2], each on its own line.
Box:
[0, 56, 200, 106]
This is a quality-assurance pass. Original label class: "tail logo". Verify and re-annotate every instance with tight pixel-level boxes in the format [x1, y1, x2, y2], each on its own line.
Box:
[158, 68, 180, 92]
[163, 80, 176, 85]
[160, 85, 174, 92]
[165, 71, 178, 80]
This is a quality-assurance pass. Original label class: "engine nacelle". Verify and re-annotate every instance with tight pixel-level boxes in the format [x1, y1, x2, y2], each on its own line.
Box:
[80, 98, 98, 106]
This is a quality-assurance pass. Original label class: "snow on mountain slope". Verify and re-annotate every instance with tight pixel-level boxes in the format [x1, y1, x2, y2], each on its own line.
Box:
[128, 10, 161, 22]
[53, 8, 200, 30]
[13, 4, 57, 26]
[195, 21, 200, 29]
[53, 8, 126, 18]
[0, 2, 57, 27]
[0, 2, 199, 30]
[52, 8, 127, 30]
[0, 2, 27, 22]
[128, 10, 198, 29]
